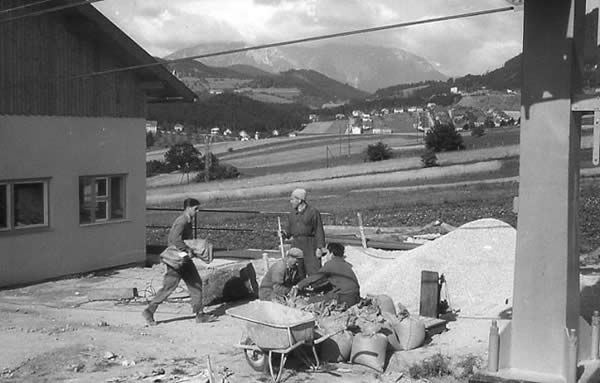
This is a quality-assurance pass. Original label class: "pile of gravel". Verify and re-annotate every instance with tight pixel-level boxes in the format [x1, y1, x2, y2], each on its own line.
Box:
[346, 218, 516, 317]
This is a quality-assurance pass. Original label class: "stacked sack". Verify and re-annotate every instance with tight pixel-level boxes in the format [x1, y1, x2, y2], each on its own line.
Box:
[315, 294, 426, 372]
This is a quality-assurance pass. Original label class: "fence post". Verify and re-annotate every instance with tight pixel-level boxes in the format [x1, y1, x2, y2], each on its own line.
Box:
[194, 214, 198, 239]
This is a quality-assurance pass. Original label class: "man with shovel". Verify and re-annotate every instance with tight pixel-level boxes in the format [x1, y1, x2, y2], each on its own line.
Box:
[280, 188, 326, 279]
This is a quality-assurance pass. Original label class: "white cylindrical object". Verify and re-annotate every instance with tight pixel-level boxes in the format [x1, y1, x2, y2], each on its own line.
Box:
[566, 328, 578, 383]
[592, 311, 600, 360]
[488, 320, 499, 372]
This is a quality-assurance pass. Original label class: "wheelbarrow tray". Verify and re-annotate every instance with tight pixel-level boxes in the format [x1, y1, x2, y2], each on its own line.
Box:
[226, 301, 316, 350]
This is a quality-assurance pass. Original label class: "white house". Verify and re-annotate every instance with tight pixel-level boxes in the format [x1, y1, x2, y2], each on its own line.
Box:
[145, 120, 158, 134]
[239, 130, 250, 141]
[0, 1, 195, 287]
[173, 123, 184, 133]
[210, 127, 220, 136]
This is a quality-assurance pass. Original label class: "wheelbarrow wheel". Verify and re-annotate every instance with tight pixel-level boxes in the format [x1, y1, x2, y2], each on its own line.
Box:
[244, 348, 267, 372]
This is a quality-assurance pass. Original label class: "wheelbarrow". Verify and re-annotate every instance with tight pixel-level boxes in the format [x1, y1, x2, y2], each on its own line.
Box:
[226, 300, 337, 382]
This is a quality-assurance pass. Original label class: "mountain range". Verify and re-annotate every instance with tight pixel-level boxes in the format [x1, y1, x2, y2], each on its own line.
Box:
[165, 42, 447, 93]
[166, 59, 369, 108]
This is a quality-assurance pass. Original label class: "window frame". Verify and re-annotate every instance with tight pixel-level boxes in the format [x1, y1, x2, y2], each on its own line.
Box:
[79, 174, 126, 225]
[0, 183, 9, 232]
[0, 179, 50, 232]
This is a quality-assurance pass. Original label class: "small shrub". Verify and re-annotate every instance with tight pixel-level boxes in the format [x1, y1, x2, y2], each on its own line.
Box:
[470, 123, 485, 137]
[424, 122, 465, 152]
[146, 132, 155, 148]
[484, 116, 496, 130]
[365, 141, 392, 162]
[197, 163, 240, 181]
[408, 353, 452, 379]
[227, 147, 234, 153]
[421, 149, 438, 168]
[146, 160, 171, 177]
[454, 354, 483, 378]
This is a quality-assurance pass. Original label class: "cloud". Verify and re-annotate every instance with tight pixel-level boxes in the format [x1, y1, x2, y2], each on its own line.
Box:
[95, 0, 524, 75]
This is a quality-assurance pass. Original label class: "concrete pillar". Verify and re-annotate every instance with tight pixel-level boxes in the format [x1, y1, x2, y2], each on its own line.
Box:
[497, 0, 584, 381]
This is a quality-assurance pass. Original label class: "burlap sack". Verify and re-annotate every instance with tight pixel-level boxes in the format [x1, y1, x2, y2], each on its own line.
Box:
[184, 239, 213, 263]
[160, 246, 187, 270]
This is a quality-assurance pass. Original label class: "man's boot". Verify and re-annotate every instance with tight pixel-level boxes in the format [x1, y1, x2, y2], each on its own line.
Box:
[142, 306, 157, 326]
[195, 312, 217, 323]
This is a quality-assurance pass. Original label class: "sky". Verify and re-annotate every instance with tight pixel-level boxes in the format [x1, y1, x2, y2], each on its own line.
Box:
[94, 0, 599, 77]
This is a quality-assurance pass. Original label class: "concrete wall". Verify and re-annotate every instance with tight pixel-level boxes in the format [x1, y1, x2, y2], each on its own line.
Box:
[0, 115, 146, 287]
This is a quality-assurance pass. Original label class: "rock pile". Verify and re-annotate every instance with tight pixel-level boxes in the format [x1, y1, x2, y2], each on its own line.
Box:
[347, 218, 516, 317]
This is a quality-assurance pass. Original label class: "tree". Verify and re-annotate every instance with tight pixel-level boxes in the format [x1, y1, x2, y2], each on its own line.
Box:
[470, 122, 485, 137]
[164, 142, 202, 173]
[483, 116, 496, 130]
[364, 142, 393, 162]
[146, 132, 155, 148]
[424, 122, 465, 152]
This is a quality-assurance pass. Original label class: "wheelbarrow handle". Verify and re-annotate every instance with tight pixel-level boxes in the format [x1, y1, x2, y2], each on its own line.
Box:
[313, 328, 345, 345]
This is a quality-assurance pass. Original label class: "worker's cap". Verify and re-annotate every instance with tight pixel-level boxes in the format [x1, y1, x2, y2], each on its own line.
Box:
[290, 188, 307, 201]
[286, 247, 304, 259]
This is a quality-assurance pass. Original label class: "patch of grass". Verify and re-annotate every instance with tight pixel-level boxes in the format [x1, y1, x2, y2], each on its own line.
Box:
[453, 354, 483, 378]
[408, 353, 452, 379]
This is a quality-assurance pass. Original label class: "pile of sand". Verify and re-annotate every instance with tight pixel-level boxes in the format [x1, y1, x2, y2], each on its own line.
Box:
[346, 218, 516, 317]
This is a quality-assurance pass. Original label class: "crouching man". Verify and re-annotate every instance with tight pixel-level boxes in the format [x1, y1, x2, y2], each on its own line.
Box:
[294, 242, 360, 307]
[258, 247, 304, 302]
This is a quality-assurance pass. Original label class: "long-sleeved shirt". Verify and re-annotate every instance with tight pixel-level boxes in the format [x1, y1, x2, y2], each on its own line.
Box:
[287, 203, 325, 276]
[296, 256, 360, 296]
[258, 260, 300, 301]
[167, 213, 193, 251]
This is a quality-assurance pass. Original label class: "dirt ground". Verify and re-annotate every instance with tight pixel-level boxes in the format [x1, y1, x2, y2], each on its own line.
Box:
[0, 257, 494, 383]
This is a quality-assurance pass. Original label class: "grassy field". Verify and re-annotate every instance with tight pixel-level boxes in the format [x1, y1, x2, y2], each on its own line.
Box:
[147, 178, 600, 259]
[146, 126, 600, 261]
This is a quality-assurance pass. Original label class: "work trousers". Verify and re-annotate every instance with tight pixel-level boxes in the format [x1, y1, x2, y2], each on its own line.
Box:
[147, 259, 203, 314]
[292, 235, 321, 278]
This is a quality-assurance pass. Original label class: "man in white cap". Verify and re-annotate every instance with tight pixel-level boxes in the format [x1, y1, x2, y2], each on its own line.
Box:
[258, 247, 304, 302]
[281, 188, 326, 279]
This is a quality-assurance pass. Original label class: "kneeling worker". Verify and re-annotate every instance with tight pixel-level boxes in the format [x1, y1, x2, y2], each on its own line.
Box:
[294, 242, 360, 307]
[258, 247, 304, 302]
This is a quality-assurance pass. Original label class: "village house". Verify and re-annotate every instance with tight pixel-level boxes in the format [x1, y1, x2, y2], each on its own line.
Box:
[0, 0, 195, 287]
[173, 123, 184, 133]
[145, 120, 158, 135]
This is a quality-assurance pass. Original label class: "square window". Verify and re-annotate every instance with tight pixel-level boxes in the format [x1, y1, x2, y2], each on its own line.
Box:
[79, 175, 126, 224]
[13, 182, 47, 228]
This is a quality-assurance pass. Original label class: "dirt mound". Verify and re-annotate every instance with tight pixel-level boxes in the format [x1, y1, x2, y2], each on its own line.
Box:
[347, 218, 516, 317]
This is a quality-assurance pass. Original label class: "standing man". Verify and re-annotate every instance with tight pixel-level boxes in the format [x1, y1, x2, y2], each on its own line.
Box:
[258, 247, 303, 302]
[142, 198, 214, 326]
[281, 188, 326, 279]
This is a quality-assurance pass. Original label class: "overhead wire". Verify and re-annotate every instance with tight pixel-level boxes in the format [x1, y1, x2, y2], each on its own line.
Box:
[70, 5, 517, 80]
[0, 0, 104, 23]
[0, 0, 56, 15]
[0, 4, 519, 92]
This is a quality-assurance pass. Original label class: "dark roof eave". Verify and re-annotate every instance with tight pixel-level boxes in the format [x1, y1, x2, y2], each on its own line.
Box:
[72, 3, 196, 103]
